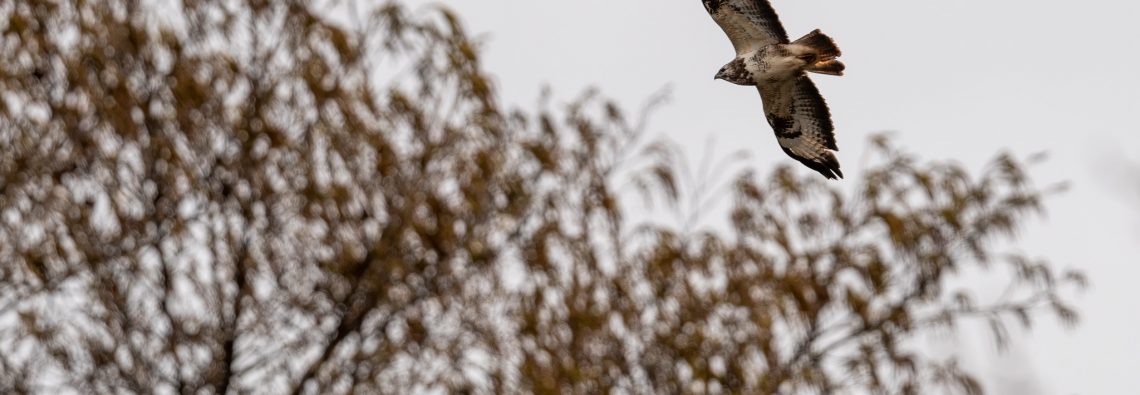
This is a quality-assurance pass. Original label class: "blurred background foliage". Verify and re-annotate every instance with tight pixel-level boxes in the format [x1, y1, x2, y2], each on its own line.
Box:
[0, 1, 1084, 394]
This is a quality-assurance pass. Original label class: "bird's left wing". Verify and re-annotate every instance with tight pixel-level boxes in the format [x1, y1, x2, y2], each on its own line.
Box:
[702, 0, 790, 55]
[756, 75, 843, 179]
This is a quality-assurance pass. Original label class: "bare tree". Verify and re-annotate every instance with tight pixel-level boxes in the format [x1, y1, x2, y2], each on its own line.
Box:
[0, 1, 1084, 394]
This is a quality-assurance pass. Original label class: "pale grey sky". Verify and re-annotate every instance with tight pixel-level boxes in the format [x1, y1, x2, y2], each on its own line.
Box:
[404, 0, 1140, 393]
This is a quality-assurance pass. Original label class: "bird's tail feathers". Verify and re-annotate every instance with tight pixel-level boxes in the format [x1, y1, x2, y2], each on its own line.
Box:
[793, 29, 841, 59]
[794, 29, 844, 76]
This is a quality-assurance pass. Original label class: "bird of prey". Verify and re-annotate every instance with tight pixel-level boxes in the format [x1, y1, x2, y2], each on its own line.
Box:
[703, 0, 845, 179]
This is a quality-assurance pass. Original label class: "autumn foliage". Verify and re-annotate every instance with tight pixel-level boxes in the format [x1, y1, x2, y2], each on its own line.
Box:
[0, 1, 1083, 394]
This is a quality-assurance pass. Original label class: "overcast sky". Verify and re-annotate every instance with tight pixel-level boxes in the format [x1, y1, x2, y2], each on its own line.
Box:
[402, 0, 1140, 393]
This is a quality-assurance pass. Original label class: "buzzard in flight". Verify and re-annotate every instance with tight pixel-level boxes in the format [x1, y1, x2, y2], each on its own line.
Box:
[703, 0, 845, 179]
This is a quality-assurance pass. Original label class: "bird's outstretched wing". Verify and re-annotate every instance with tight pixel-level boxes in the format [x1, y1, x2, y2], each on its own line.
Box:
[757, 75, 842, 179]
[702, 0, 789, 55]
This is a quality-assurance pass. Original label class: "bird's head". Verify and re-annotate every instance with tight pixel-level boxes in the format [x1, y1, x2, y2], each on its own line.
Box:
[714, 58, 751, 85]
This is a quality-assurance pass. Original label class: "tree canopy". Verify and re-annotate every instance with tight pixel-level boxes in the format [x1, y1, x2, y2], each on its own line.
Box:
[0, 1, 1083, 394]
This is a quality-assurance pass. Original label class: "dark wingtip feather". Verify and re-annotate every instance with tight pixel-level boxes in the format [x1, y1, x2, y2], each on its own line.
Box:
[780, 147, 843, 180]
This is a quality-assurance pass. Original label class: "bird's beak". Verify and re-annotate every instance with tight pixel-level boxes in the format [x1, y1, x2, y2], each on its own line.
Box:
[714, 70, 724, 80]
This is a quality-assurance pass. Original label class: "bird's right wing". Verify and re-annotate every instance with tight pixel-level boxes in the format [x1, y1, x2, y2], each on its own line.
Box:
[756, 75, 843, 179]
[702, 0, 790, 56]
